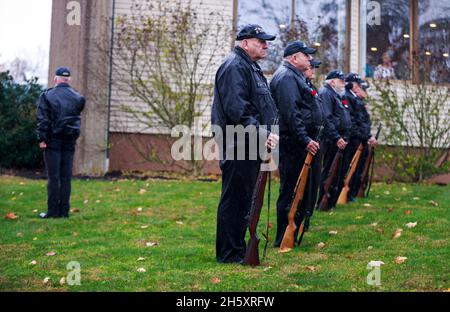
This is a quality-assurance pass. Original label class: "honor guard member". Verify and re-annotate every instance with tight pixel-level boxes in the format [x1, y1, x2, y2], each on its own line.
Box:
[211, 24, 279, 263]
[269, 41, 323, 247]
[348, 79, 377, 199]
[36, 67, 85, 218]
[317, 70, 352, 211]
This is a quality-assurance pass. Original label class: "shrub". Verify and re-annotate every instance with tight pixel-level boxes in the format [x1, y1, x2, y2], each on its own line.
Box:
[0, 71, 44, 169]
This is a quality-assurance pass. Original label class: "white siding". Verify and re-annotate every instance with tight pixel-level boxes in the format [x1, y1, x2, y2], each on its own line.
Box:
[110, 0, 234, 136]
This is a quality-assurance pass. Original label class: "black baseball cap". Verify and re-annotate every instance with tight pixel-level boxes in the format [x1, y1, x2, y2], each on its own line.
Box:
[360, 80, 370, 90]
[284, 41, 316, 57]
[326, 69, 345, 80]
[236, 24, 276, 41]
[310, 59, 321, 68]
[55, 67, 71, 77]
[345, 73, 364, 84]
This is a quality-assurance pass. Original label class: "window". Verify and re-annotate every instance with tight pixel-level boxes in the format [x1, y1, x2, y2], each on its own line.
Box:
[295, 0, 347, 75]
[418, 0, 450, 84]
[364, 0, 410, 80]
[237, 0, 293, 73]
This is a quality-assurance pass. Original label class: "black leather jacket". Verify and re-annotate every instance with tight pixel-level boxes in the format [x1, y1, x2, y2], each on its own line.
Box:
[319, 84, 352, 142]
[270, 62, 323, 147]
[345, 89, 372, 142]
[36, 83, 85, 142]
[211, 46, 277, 157]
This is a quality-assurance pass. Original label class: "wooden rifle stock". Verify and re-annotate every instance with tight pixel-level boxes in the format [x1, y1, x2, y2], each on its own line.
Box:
[357, 124, 382, 198]
[279, 152, 313, 253]
[243, 116, 279, 266]
[317, 150, 343, 211]
[337, 143, 363, 204]
[243, 168, 269, 266]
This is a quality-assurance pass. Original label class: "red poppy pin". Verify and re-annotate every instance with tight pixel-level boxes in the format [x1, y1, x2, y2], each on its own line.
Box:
[342, 99, 348, 108]
[311, 89, 317, 97]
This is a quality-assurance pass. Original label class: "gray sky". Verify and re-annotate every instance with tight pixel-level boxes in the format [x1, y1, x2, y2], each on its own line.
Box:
[0, 0, 52, 83]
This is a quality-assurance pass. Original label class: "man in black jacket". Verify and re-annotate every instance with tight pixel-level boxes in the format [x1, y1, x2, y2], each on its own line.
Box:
[36, 67, 85, 218]
[270, 41, 323, 247]
[346, 78, 377, 199]
[317, 70, 352, 211]
[211, 25, 279, 263]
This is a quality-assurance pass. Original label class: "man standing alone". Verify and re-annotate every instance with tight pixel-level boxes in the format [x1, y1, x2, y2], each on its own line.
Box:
[36, 67, 85, 219]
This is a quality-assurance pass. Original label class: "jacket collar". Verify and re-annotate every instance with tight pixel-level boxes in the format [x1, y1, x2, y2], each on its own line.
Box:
[55, 83, 70, 88]
[234, 46, 264, 72]
[283, 61, 305, 80]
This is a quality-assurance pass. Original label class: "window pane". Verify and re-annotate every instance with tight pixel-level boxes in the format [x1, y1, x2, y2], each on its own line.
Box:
[296, 0, 347, 75]
[237, 0, 293, 73]
[419, 0, 450, 84]
[366, 0, 410, 80]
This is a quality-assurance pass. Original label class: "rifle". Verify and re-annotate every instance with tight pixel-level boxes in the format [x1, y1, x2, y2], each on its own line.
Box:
[337, 143, 363, 204]
[279, 126, 323, 253]
[357, 124, 382, 198]
[317, 149, 343, 211]
[243, 117, 278, 266]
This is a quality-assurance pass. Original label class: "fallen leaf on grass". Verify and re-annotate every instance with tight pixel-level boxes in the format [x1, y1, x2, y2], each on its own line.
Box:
[95, 200, 101, 204]
[43, 277, 51, 285]
[33, 237, 38, 241]
[5, 212, 18, 220]
[376, 227, 385, 234]
[405, 222, 417, 229]
[384, 191, 390, 195]
[388, 208, 394, 212]
[329, 230, 338, 235]
[356, 215, 363, 220]
[19, 182, 25, 185]
[176, 221, 184, 225]
[59, 277, 66, 285]
[16, 232, 23, 237]
[404, 210, 412, 215]
[363, 203, 371, 207]
[370, 222, 378, 227]
[137, 257, 145, 261]
[210, 277, 221, 284]
[137, 207, 143, 212]
[395, 256, 408, 264]
[412, 197, 420, 200]
[263, 266, 272, 272]
[139, 189, 146, 195]
[146, 241, 158, 247]
[30, 260, 37, 265]
[140, 225, 149, 229]
[32, 209, 38, 213]
[137, 268, 146, 273]
[428, 200, 438, 207]
[71, 208, 80, 213]
[392, 228, 403, 239]
[305, 266, 316, 272]
[46, 251, 56, 256]
[317, 242, 326, 249]
[367, 246, 373, 250]
[401, 187, 407, 191]
[83, 200, 89, 204]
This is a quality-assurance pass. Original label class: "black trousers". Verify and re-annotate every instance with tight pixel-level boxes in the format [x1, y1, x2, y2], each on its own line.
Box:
[274, 136, 322, 247]
[216, 158, 260, 263]
[44, 139, 76, 217]
[318, 140, 343, 210]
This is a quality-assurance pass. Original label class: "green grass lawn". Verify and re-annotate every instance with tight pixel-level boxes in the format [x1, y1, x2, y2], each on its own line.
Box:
[0, 175, 448, 292]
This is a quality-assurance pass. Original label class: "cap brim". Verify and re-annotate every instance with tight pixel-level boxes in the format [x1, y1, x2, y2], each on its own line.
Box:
[302, 47, 317, 54]
[256, 33, 276, 41]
